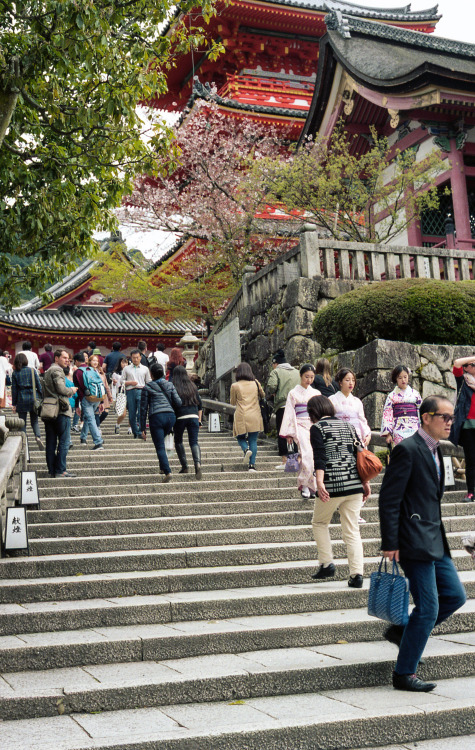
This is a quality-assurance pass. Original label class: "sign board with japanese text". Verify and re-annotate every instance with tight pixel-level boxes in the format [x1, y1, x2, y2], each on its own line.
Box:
[4, 506, 29, 553]
[21, 471, 40, 508]
[443, 456, 455, 487]
[214, 317, 241, 380]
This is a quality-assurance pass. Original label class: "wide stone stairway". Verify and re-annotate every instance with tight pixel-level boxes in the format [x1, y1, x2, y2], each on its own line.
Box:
[1, 414, 474, 750]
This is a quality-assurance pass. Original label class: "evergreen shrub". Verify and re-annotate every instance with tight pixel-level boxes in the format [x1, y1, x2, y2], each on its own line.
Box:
[313, 278, 475, 351]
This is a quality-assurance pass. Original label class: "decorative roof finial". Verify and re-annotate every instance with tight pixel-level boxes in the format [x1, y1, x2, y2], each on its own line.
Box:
[325, 10, 351, 39]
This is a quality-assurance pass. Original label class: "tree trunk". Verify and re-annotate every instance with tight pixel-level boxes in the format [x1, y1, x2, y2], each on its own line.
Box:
[0, 90, 19, 148]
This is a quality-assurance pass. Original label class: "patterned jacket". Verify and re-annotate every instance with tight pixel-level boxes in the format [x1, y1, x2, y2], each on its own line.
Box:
[11, 367, 43, 413]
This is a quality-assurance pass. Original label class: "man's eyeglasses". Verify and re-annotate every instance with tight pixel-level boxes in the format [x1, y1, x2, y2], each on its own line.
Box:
[427, 412, 455, 424]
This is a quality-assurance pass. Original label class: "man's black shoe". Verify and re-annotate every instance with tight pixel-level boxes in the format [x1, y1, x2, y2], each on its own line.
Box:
[383, 624, 404, 647]
[348, 574, 363, 588]
[392, 672, 436, 692]
[312, 563, 336, 580]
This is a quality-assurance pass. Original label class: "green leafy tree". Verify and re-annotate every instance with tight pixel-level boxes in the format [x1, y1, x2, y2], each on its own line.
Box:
[0, 0, 221, 308]
[255, 125, 446, 244]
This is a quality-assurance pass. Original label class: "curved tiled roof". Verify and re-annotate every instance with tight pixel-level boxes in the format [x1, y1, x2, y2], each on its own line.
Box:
[268, 0, 439, 20]
[0, 308, 204, 336]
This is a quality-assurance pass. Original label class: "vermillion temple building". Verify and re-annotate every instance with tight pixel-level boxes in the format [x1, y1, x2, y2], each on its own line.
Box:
[3, 1, 475, 352]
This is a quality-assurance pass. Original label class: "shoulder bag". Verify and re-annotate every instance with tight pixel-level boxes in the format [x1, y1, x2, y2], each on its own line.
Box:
[115, 384, 127, 417]
[354, 436, 382, 482]
[31, 369, 42, 416]
[368, 557, 409, 626]
[255, 380, 272, 433]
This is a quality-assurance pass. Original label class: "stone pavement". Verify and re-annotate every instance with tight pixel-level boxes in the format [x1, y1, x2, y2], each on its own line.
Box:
[0, 414, 474, 749]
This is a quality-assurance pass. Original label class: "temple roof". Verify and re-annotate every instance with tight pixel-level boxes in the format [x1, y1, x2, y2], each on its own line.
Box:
[0, 308, 203, 336]
[301, 13, 475, 140]
[0, 243, 204, 336]
[266, 1, 439, 20]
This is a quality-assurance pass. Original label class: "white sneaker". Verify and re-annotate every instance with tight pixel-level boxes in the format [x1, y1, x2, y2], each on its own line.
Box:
[275, 463, 285, 470]
[127, 427, 132, 434]
[301, 487, 311, 499]
[358, 516, 367, 524]
[243, 449, 252, 466]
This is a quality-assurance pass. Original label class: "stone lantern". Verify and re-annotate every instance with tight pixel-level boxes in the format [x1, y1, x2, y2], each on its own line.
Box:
[177, 330, 200, 371]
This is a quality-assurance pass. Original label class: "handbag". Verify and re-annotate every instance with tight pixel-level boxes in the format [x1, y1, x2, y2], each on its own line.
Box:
[115, 385, 127, 417]
[164, 432, 174, 452]
[255, 381, 272, 433]
[30, 368, 42, 416]
[368, 557, 410, 626]
[40, 396, 60, 421]
[284, 453, 300, 473]
[354, 437, 382, 482]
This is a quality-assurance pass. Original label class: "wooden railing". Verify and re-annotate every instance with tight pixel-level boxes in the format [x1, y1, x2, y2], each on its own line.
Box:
[214, 229, 475, 333]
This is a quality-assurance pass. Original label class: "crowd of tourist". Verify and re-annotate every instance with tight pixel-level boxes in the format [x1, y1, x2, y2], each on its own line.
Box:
[0, 339, 200, 480]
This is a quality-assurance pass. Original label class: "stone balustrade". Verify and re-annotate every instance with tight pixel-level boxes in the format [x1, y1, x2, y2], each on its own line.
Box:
[214, 229, 475, 336]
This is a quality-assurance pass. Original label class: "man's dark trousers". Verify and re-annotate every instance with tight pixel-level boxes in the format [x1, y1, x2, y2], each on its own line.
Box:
[44, 414, 71, 476]
[396, 554, 466, 674]
[379, 431, 466, 675]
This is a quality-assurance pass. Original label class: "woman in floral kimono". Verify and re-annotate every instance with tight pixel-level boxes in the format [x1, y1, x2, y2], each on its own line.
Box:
[280, 364, 321, 499]
[380, 365, 422, 447]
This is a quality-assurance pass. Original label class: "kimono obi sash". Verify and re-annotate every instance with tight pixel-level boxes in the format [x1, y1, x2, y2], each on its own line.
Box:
[295, 403, 310, 418]
[392, 402, 418, 419]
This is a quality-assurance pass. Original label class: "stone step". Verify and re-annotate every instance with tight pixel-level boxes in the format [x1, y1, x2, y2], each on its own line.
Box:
[1, 596, 474, 674]
[1, 572, 474, 637]
[2, 526, 473, 564]
[27, 509, 475, 541]
[25, 493, 473, 526]
[35, 487, 303, 510]
[1, 674, 473, 750]
[24, 526, 475, 557]
[358, 737, 475, 750]
[38, 474, 298, 498]
[0, 633, 474, 722]
[0, 552, 472, 605]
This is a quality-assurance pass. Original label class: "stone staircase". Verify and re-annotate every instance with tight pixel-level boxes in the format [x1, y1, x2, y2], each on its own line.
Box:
[1, 414, 474, 750]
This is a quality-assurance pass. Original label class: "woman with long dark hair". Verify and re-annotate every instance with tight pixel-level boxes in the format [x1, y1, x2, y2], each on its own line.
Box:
[11, 352, 44, 449]
[312, 358, 339, 397]
[112, 356, 128, 433]
[230, 362, 265, 472]
[172, 365, 203, 479]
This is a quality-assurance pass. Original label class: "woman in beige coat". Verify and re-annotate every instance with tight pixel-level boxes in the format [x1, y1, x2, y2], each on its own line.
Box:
[230, 362, 265, 472]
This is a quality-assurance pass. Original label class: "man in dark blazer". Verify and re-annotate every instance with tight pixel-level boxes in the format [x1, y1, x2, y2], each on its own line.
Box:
[379, 395, 466, 692]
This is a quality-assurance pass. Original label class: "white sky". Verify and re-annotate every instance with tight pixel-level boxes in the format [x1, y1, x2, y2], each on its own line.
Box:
[361, 0, 475, 43]
[112, 0, 475, 259]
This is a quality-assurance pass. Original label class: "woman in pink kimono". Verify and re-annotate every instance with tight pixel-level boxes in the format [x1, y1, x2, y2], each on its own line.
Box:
[380, 365, 422, 446]
[280, 364, 321, 499]
[329, 368, 371, 445]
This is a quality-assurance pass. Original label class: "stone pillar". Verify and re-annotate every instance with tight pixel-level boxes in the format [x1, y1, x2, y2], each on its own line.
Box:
[242, 266, 256, 307]
[299, 225, 322, 279]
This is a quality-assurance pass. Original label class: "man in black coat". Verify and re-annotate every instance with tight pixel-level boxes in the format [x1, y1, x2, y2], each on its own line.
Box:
[379, 395, 466, 692]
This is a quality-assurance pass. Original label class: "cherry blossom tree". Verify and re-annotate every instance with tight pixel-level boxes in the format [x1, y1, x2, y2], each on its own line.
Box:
[92, 97, 300, 324]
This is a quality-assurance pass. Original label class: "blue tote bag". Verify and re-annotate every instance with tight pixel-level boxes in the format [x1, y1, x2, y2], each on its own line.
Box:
[368, 557, 410, 626]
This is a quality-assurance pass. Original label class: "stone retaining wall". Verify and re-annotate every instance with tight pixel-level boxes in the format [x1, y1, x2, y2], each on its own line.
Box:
[335, 339, 473, 429]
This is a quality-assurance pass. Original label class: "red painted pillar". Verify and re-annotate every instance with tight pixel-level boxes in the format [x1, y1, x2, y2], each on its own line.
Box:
[449, 139, 472, 249]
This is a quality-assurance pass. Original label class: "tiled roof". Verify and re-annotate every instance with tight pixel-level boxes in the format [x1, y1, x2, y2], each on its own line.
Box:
[12, 259, 97, 314]
[0, 308, 204, 336]
[271, 0, 439, 20]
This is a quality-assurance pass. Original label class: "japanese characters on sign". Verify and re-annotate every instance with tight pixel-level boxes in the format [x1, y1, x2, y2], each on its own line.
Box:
[21, 471, 40, 507]
[4, 506, 29, 552]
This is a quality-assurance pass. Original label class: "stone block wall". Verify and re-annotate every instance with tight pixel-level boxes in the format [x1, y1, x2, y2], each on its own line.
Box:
[196, 276, 363, 399]
[335, 339, 473, 430]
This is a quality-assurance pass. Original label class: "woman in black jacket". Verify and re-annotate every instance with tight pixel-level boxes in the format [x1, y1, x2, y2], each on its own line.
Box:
[140, 363, 182, 482]
[311, 358, 339, 397]
[11, 352, 44, 450]
[172, 366, 203, 480]
[308, 394, 370, 588]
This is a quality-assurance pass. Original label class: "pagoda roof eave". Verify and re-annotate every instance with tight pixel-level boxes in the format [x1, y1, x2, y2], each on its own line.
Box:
[301, 14, 475, 141]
